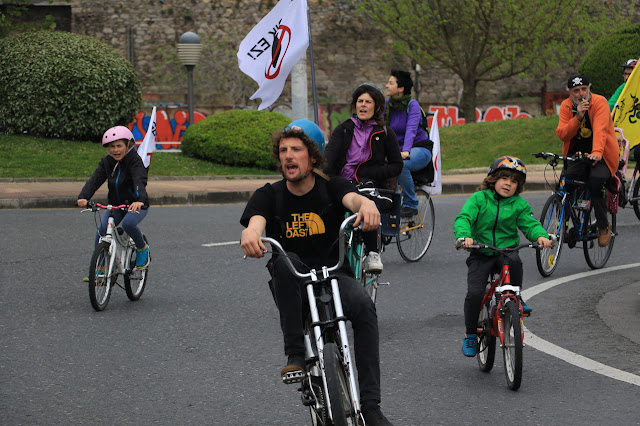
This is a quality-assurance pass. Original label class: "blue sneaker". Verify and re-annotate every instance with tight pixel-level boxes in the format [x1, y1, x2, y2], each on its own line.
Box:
[521, 299, 532, 316]
[136, 244, 150, 268]
[462, 334, 477, 357]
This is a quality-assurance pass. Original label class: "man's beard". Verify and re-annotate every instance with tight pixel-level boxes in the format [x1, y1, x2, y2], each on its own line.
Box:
[571, 92, 592, 107]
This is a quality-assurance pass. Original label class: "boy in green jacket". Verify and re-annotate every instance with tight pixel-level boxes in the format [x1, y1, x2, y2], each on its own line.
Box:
[454, 156, 552, 357]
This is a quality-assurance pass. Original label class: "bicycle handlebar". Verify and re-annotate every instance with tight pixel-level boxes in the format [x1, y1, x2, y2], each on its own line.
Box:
[258, 214, 358, 279]
[531, 152, 591, 164]
[81, 201, 129, 213]
[455, 235, 557, 252]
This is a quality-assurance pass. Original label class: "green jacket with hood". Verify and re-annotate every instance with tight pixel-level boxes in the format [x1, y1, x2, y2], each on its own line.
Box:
[453, 189, 548, 255]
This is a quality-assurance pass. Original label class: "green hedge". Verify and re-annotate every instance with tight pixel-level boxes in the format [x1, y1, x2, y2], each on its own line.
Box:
[0, 30, 141, 140]
[181, 110, 292, 170]
[580, 24, 640, 98]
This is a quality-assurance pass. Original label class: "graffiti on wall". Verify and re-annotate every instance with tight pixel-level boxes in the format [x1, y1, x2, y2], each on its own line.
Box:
[317, 104, 531, 136]
[128, 109, 206, 149]
[130, 104, 531, 149]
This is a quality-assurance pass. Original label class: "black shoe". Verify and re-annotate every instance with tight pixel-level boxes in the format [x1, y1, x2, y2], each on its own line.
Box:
[361, 404, 393, 426]
[401, 206, 418, 218]
[280, 353, 306, 384]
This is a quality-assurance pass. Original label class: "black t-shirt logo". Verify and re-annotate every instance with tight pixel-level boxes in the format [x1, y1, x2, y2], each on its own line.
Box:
[285, 212, 326, 238]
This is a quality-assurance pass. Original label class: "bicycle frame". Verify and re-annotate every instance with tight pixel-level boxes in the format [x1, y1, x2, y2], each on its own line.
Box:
[99, 206, 136, 279]
[261, 214, 361, 424]
[479, 262, 524, 347]
[549, 176, 594, 243]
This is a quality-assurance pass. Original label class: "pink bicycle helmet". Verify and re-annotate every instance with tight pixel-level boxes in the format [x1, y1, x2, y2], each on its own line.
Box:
[102, 126, 134, 146]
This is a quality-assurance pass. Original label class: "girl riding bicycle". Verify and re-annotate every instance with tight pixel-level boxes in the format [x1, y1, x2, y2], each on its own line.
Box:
[453, 156, 551, 357]
[77, 125, 150, 269]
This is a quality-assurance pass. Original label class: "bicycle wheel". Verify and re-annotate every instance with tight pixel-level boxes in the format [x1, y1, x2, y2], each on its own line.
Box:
[476, 300, 496, 372]
[583, 204, 615, 269]
[536, 194, 565, 277]
[124, 236, 149, 301]
[633, 177, 640, 221]
[396, 189, 435, 262]
[88, 242, 113, 311]
[324, 342, 357, 426]
[502, 300, 523, 391]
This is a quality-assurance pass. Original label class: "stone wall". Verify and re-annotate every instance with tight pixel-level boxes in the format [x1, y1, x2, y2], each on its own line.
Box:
[45, 0, 638, 113]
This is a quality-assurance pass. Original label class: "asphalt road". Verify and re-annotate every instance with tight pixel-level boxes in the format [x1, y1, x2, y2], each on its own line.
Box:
[1, 192, 639, 425]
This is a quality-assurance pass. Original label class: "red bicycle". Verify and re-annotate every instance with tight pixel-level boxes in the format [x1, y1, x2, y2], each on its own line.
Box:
[456, 240, 544, 391]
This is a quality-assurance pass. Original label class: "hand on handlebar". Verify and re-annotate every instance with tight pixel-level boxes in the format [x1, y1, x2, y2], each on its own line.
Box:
[585, 152, 602, 164]
[77, 198, 88, 208]
[128, 201, 144, 213]
[353, 198, 380, 232]
[241, 227, 267, 258]
[537, 236, 553, 248]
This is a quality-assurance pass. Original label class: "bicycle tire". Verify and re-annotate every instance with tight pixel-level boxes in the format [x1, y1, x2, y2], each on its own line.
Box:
[583, 204, 616, 269]
[88, 241, 113, 311]
[396, 189, 434, 262]
[633, 177, 640, 221]
[124, 235, 149, 301]
[477, 300, 496, 372]
[502, 300, 523, 391]
[324, 342, 357, 426]
[536, 194, 565, 277]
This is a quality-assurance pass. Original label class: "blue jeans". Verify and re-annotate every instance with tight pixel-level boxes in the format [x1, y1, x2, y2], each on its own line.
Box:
[95, 208, 148, 248]
[398, 147, 432, 209]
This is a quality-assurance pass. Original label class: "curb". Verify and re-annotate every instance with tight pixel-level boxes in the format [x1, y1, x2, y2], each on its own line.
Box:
[0, 182, 552, 209]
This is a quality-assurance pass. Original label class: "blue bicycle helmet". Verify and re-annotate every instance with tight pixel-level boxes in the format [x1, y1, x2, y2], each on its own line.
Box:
[288, 119, 326, 153]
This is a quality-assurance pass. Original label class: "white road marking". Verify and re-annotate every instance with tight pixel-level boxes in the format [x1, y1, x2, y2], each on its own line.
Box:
[522, 263, 640, 387]
[202, 241, 239, 247]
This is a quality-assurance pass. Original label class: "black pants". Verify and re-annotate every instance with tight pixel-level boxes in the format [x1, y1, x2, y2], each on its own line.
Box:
[269, 252, 381, 404]
[464, 251, 523, 334]
[561, 159, 611, 228]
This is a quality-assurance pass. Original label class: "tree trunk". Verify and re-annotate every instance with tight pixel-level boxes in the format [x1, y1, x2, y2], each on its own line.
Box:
[460, 79, 478, 124]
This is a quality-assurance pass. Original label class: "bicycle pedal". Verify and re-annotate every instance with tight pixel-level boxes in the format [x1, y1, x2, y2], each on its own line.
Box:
[282, 371, 305, 384]
[378, 281, 390, 286]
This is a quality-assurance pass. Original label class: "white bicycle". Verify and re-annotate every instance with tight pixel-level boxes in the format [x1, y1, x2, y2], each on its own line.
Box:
[82, 202, 149, 311]
[258, 214, 363, 426]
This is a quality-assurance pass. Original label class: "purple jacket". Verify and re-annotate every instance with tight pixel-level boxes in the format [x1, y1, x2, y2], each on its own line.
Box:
[386, 99, 430, 152]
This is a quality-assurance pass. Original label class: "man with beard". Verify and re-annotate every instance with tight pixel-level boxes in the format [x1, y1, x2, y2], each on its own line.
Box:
[240, 120, 393, 425]
[556, 74, 619, 246]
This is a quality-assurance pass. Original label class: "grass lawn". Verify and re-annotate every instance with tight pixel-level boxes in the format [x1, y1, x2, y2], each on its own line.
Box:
[439, 115, 561, 170]
[0, 115, 563, 178]
[0, 135, 276, 178]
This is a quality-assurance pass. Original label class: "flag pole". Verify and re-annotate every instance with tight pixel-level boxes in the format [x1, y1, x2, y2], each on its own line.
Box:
[306, 3, 319, 125]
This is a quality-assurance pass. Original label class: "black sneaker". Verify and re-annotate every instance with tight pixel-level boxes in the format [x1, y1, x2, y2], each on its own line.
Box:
[401, 207, 418, 218]
[361, 404, 393, 426]
[280, 353, 306, 384]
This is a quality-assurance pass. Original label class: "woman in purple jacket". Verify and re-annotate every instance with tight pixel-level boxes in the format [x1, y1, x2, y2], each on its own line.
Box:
[325, 83, 403, 273]
[385, 70, 432, 218]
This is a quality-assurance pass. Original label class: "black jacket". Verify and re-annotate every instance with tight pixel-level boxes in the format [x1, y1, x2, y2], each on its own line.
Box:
[78, 149, 149, 207]
[324, 119, 403, 188]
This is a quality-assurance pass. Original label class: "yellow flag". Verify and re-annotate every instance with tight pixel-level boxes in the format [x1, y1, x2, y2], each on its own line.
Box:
[613, 65, 640, 150]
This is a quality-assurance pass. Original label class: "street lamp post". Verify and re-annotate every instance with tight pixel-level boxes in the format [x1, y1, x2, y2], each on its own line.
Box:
[177, 32, 202, 126]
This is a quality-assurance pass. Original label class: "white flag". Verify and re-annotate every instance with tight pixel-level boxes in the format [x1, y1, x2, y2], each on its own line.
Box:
[425, 111, 442, 195]
[138, 106, 156, 168]
[237, 0, 309, 110]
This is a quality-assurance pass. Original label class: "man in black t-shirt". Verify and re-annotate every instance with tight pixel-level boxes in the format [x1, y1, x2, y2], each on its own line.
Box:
[240, 120, 393, 426]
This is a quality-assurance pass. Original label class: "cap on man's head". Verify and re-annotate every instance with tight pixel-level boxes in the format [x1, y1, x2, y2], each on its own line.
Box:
[622, 59, 638, 68]
[567, 74, 590, 89]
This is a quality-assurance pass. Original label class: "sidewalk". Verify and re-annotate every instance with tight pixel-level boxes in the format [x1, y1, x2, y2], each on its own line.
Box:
[0, 168, 555, 209]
